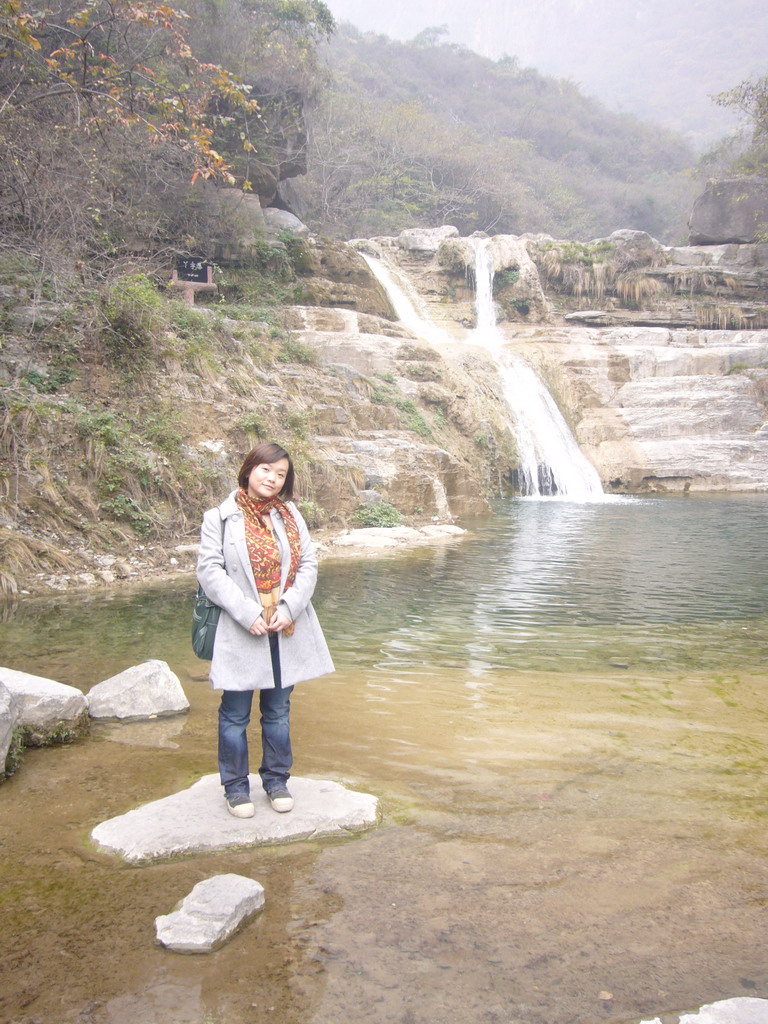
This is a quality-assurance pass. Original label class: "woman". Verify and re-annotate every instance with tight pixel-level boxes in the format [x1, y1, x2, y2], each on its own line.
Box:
[197, 442, 334, 818]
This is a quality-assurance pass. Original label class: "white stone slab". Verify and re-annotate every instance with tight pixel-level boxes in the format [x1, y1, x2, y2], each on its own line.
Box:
[639, 997, 768, 1024]
[330, 524, 466, 551]
[91, 775, 380, 863]
[155, 874, 265, 953]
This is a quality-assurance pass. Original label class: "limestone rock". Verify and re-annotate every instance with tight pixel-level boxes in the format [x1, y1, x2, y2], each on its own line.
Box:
[689, 177, 768, 245]
[420, 524, 465, 538]
[0, 681, 20, 773]
[329, 525, 466, 554]
[262, 207, 309, 237]
[310, 434, 487, 519]
[319, 233, 768, 495]
[11, 302, 64, 332]
[513, 323, 768, 492]
[207, 185, 267, 243]
[488, 234, 552, 322]
[90, 775, 380, 863]
[640, 996, 768, 1024]
[594, 229, 666, 263]
[155, 874, 265, 954]
[0, 667, 89, 745]
[293, 240, 395, 319]
[87, 660, 189, 720]
[397, 226, 459, 252]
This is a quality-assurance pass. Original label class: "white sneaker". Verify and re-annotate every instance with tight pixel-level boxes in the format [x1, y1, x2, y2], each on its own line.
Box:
[226, 796, 255, 818]
[268, 788, 294, 813]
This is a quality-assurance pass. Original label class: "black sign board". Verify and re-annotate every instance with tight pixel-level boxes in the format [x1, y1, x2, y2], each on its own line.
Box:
[176, 256, 211, 283]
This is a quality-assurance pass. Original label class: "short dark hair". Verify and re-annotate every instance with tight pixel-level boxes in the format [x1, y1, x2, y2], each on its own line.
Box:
[238, 442, 295, 500]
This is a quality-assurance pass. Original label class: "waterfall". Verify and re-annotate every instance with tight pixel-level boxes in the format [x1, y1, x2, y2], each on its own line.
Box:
[359, 236, 605, 501]
[470, 238, 605, 500]
[360, 252, 455, 347]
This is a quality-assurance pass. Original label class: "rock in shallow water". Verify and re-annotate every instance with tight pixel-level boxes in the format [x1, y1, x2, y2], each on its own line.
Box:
[155, 874, 265, 953]
[87, 659, 189, 720]
[639, 996, 768, 1024]
[0, 667, 89, 745]
[0, 681, 20, 772]
[91, 775, 380, 863]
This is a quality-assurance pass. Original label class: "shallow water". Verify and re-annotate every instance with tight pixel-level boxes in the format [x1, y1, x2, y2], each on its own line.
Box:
[1, 495, 767, 1024]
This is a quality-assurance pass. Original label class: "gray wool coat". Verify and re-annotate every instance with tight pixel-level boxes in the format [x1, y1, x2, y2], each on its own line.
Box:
[196, 491, 334, 690]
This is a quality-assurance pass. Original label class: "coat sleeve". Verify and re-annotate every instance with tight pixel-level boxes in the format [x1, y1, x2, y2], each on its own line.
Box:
[277, 504, 318, 623]
[196, 509, 263, 632]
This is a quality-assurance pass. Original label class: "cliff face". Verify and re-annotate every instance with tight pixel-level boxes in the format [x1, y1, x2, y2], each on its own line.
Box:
[1, 228, 767, 595]
[361, 227, 768, 494]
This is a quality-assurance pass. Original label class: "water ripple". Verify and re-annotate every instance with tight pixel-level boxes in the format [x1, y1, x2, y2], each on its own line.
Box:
[317, 495, 768, 675]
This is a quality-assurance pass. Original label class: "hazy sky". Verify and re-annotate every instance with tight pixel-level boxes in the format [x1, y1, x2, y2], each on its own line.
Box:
[322, 0, 766, 145]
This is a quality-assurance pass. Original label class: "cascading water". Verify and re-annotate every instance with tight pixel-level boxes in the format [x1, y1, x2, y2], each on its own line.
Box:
[360, 251, 455, 347]
[359, 237, 605, 501]
[470, 238, 605, 500]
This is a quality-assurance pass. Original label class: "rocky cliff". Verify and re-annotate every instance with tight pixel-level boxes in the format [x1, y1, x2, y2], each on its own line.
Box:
[347, 226, 768, 494]
[1, 223, 767, 595]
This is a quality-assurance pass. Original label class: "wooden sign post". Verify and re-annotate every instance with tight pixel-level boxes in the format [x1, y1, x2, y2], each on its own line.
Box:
[170, 257, 217, 305]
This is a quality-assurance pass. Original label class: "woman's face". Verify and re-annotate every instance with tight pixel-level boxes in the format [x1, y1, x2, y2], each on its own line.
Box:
[247, 458, 290, 500]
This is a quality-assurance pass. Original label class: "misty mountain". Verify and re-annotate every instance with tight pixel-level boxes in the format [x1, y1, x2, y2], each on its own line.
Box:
[323, 0, 767, 147]
[294, 25, 699, 242]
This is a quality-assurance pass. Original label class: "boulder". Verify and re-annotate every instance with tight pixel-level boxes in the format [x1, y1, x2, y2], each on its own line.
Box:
[155, 874, 265, 953]
[193, 183, 267, 254]
[0, 667, 89, 745]
[595, 229, 666, 263]
[262, 207, 309, 237]
[490, 234, 552, 321]
[91, 774, 380, 863]
[0, 681, 20, 774]
[292, 240, 395, 318]
[397, 226, 459, 252]
[688, 177, 768, 245]
[87, 660, 189, 720]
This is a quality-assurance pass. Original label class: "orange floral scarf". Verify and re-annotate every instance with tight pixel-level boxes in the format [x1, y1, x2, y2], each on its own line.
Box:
[236, 489, 301, 636]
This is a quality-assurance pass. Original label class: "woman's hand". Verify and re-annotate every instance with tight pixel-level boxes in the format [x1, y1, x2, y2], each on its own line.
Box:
[248, 616, 268, 636]
[267, 609, 293, 633]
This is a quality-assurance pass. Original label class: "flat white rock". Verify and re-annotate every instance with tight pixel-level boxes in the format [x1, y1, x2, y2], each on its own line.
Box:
[331, 525, 465, 550]
[91, 775, 380, 863]
[640, 997, 768, 1024]
[155, 873, 265, 953]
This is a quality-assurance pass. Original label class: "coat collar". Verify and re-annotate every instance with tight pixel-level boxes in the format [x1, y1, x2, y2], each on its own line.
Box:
[217, 490, 240, 520]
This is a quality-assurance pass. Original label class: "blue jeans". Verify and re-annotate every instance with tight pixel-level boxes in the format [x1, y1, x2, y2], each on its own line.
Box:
[218, 633, 293, 798]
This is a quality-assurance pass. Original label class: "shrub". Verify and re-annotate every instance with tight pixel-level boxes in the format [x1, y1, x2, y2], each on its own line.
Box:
[22, 368, 75, 393]
[286, 411, 309, 439]
[276, 337, 317, 365]
[493, 267, 520, 294]
[100, 494, 152, 535]
[437, 240, 469, 274]
[102, 274, 163, 352]
[168, 302, 215, 342]
[3, 728, 26, 777]
[76, 411, 126, 448]
[297, 499, 327, 528]
[354, 502, 402, 528]
[238, 411, 268, 439]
